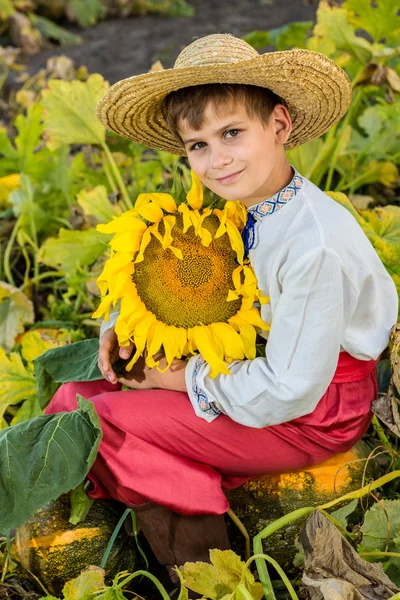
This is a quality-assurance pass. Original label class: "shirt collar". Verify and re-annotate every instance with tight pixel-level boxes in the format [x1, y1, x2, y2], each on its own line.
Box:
[247, 168, 304, 221]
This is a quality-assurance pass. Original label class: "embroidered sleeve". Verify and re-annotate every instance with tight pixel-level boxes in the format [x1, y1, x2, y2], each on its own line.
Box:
[186, 355, 222, 422]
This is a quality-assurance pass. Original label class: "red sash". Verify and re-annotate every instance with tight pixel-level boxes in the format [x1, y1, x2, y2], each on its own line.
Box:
[332, 351, 379, 384]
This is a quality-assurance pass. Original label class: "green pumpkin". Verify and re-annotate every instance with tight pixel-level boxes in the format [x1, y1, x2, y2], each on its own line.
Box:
[15, 494, 137, 595]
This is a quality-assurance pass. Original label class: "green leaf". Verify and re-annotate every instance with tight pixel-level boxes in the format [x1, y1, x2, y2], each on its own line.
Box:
[360, 499, 400, 551]
[41, 74, 109, 150]
[29, 13, 82, 45]
[33, 338, 102, 408]
[10, 396, 42, 426]
[242, 31, 271, 50]
[77, 186, 119, 223]
[15, 103, 44, 172]
[287, 138, 325, 180]
[62, 566, 105, 600]
[269, 21, 313, 51]
[0, 127, 18, 160]
[312, 1, 373, 64]
[69, 482, 94, 525]
[179, 549, 263, 600]
[0, 281, 34, 352]
[0, 395, 102, 531]
[331, 499, 358, 528]
[68, 0, 107, 27]
[344, 0, 400, 45]
[0, 0, 15, 19]
[38, 227, 109, 274]
[0, 347, 37, 425]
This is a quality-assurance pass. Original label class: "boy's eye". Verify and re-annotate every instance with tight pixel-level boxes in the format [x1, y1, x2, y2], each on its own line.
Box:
[190, 141, 206, 151]
[225, 128, 240, 139]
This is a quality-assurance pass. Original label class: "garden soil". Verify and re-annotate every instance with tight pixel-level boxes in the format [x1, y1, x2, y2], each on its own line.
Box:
[27, 0, 317, 84]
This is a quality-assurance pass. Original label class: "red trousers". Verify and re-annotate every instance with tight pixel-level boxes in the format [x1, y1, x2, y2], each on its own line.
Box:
[45, 352, 377, 515]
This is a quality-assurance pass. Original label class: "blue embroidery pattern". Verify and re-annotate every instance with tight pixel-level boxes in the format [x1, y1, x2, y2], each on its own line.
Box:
[192, 356, 221, 416]
[249, 173, 304, 220]
[241, 171, 304, 261]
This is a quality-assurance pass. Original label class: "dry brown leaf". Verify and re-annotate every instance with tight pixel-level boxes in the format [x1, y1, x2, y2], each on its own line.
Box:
[299, 510, 399, 599]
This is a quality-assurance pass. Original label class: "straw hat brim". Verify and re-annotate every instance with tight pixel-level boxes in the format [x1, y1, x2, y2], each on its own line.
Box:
[96, 49, 352, 155]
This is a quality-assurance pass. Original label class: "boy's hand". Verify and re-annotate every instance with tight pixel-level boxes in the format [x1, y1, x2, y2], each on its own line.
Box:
[98, 328, 134, 384]
[117, 353, 187, 393]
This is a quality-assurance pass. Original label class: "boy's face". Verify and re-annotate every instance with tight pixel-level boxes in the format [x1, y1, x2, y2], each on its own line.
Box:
[178, 99, 292, 207]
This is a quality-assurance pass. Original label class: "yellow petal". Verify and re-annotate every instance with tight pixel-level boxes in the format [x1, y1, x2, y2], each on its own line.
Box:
[178, 204, 195, 233]
[136, 192, 177, 214]
[213, 208, 227, 239]
[210, 322, 244, 360]
[146, 321, 166, 368]
[229, 317, 257, 359]
[192, 326, 230, 378]
[135, 227, 152, 263]
[227, 290, 240, 301]
[92, 294, 113, 320]
[226, 220, 244, 265]
[186, 170, 203, 210]
[110, 231, 145, 253]
[236, 307, 270, 331]
[126, 311, 157, 370]
[136, 202, 164, 222]
[97, 215, 145, 234]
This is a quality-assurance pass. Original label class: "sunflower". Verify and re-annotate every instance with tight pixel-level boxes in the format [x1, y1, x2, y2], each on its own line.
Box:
[92, 170, 269, 378]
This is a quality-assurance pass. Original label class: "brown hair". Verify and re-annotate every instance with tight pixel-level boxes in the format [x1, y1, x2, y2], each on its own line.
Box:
[163, 83, 287, 146]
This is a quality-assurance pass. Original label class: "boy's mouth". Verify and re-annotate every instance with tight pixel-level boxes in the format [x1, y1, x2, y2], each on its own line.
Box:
[215, 169, 244, 184]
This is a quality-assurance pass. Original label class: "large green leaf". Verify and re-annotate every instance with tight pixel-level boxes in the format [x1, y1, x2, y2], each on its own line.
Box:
[0, 347, 37, 425]
[0, 0, 15, 19]
[77, 186, 120, 223]
[344, 0, 400, 45]
[0, 281, 34, 352]
[41, 74, 109, 150]
[38, 227, 109, 274]
[312, 1, 373, 64]
[360, 499, 400, 552]
[0, 395, 102, 531]
[34, 338, 102, 408]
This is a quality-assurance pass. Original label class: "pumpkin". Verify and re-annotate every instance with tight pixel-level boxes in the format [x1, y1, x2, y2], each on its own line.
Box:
[226, 442, 373, 573]
[15, 494, 137, 595]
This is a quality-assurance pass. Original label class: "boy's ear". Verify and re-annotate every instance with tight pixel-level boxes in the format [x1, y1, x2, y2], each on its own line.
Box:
[272, 104, 292, 145]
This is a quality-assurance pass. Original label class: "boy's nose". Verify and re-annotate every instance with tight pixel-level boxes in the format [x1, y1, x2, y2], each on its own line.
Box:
[209, 150, 233, 170]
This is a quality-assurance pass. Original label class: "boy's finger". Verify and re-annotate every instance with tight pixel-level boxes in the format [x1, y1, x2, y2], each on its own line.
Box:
[119, 343, 134, 359]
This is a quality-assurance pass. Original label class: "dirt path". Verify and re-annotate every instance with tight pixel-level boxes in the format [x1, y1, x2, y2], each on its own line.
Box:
[27, 0, 317, 83]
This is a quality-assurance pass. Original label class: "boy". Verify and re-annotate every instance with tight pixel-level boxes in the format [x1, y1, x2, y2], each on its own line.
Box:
[47, 34, 398, 593]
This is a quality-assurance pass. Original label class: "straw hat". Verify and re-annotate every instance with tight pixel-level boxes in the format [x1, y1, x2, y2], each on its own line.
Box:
[97, 33, 352, 155]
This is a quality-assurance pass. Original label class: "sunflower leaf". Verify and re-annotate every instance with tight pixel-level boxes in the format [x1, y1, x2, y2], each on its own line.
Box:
[312, 1, 372, 64]
[343, 0, 400, 45]
[38, 227, 109, 274]
[0, 395, 102, 531]
[41, 74, 109, 150]
[33, 338, 102, 408]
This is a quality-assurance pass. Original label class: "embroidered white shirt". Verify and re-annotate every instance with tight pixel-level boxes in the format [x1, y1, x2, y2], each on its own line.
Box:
[100, 172, 398, 429]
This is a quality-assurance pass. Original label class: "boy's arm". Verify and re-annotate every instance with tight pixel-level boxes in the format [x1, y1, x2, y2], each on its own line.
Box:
[184, 247, 394, 428]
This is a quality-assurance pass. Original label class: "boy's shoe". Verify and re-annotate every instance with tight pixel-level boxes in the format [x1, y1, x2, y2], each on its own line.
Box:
[133, 502, 230, 598]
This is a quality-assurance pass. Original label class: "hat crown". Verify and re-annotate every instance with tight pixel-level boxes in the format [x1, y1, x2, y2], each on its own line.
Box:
[174, 34, 259, 69]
